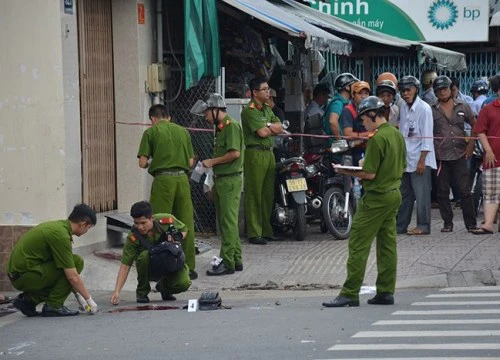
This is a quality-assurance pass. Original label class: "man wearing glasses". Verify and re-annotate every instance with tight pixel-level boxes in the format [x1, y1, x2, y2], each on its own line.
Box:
[241, 77, 283, 245]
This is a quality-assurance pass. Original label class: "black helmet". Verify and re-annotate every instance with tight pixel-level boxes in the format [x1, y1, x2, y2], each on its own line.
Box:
[398, 75, 420, 91]
[376, 79, 397, 95]
[470, 80, 490, 94]
[334, 73, 359, 91]
[358, 96, 385, 117]
[433, 75, 452, 92]
[190, 93, 226, 116]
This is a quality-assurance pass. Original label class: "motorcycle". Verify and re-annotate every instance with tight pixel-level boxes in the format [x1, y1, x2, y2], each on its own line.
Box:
[304, 140, 356, 240]
[271, 123, 308, 241]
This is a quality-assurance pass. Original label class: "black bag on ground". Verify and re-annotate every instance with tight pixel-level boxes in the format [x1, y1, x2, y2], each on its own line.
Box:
[133, 222, 185, 278]
[198, 291, 222, 311]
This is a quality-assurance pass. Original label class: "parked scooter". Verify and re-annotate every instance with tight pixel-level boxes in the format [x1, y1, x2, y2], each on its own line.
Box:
[304, 140, 356, 239]
[271, 122, 308, 241]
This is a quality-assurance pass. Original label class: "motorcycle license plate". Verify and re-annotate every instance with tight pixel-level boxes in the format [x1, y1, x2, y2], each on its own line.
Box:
[286, 178, 307, 192]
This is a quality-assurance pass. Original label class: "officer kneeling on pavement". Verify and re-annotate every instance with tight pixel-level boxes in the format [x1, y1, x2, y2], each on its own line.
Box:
[110, 201, 191, 305]
[7, 204, 98, 317]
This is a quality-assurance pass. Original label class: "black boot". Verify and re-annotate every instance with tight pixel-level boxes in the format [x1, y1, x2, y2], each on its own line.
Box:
[322, 295, 360, 308]
[41, 304, 79, 317]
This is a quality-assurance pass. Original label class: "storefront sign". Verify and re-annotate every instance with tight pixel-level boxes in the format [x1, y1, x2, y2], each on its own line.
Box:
[138, 3, 145, 24]
[305, 0, 489, 42]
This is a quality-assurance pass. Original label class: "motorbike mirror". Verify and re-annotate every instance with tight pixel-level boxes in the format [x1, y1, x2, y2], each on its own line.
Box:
[330, 140, 349, 153]
[282, 120, 290, 129]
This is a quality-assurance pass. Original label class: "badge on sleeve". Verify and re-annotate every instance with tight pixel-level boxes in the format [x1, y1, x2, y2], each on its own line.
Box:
[129, 234, 137, 243]
[159, 217, 174, 225]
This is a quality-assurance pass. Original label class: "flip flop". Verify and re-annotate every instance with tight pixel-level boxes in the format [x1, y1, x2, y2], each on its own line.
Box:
[407, 228, 430, 235]
[471, 228, 494, 235]
[0, 296, 12, 305]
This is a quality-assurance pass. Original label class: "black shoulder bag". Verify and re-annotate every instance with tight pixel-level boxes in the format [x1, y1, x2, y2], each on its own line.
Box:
[132, 221, 185, 278]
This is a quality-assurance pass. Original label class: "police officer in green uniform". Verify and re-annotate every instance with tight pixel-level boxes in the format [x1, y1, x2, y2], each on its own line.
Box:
[241, 77, 283, 245]
[322, 96, 406, 307]
[190, 93, 244, 275]
[110, 201, 191, 304]
[138, 104, 198, 280]
[7, 204, 98, 317]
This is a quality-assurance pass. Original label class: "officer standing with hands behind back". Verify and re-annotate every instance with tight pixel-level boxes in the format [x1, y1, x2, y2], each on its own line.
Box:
[137, 104, 198, 280]
[190, 93, 244, 275]
[241, 77, 283, 245]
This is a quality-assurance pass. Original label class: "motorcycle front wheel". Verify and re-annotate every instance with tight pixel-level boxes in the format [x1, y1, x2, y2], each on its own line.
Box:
[322, 186, 353, 240]
[292, 203, 307, 241]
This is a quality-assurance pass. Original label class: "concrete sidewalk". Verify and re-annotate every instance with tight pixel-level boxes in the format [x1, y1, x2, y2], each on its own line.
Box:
[74, 207, 500, 295]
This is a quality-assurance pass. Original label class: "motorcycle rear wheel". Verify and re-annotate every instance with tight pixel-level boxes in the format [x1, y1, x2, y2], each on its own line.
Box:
[292, 203, 307, 241]
[322, 186, 353, 240]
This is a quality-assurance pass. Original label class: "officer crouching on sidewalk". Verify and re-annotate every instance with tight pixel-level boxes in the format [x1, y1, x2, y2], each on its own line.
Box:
[110, 201, 191, 305]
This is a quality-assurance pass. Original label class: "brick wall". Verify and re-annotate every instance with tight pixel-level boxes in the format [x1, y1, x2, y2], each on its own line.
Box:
[0, 225, 33, 291]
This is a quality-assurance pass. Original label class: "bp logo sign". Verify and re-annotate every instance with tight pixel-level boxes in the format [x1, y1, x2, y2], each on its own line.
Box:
[427, 0, 458, 30]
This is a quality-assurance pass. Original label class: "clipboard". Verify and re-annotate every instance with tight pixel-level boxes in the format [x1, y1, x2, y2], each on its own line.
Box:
[333, 164, 362, 171]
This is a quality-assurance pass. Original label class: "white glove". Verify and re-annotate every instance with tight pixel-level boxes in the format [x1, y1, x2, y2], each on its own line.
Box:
[85, 297, 98, 315]
[74, 293, 87, 312]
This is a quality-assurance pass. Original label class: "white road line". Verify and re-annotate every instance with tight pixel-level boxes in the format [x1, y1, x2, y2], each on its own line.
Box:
[440, 286, 500, 292]
[393, 309, 500, 315]
[373, 319, 500, 325]
[353, 330, 500, 337]
[427, 293, 500, 298]
[316, 358, 500, 360]
[327, 343, 500, 351]
[413, 301, 500, 306]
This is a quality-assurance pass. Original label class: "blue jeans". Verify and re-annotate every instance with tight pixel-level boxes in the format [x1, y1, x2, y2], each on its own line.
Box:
[396, 167, 432, 233]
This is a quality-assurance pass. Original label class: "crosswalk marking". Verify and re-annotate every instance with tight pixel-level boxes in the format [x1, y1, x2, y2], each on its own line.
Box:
[393, 309, 500, 315]
[352, 330, 500, 337]
[412, 301, 500, 305]
[440, 286, 500, 292]
[373, 319, 500, 325]
[327, 343, 500, 351]
[427, 293, 500, 297]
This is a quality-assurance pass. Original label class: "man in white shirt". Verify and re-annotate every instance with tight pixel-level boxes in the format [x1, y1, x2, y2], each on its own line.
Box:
[396, 76, 437, 235]
[470, 79, 489, 116]
[305, 83, 330, 119]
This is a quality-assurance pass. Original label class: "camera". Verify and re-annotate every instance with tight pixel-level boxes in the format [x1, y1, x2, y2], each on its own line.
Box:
[166, 224, 183, 242]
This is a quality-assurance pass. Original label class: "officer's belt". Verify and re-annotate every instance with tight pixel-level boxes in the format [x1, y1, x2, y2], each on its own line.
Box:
[7, 272, 21, 282]
[365, 188, 399, 195]
[246, 145, 272, 151]
[215, 171, 242, 179]
[155, 170, 186, 177]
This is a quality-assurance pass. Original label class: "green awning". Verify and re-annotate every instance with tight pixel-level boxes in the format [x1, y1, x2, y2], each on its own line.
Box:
[184, 0, 221, 90]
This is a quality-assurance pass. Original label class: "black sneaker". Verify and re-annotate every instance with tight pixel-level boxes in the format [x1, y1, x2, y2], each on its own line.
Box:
[155, 282, 177, 301]
[136, 295, 150, 303]
[248, 237, 267, 245]
[235, 263, 243, 271]
[206, 262, 235, 276]
[367, 293, 394, 305]
[41, 304, 79, 317]
[189, 270, 198, 280]
[322, 295, 360, 308]
[13, 293, 38, 317]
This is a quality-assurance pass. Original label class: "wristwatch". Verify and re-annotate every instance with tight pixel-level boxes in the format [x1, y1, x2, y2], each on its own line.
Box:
[266, 122, 272, 128]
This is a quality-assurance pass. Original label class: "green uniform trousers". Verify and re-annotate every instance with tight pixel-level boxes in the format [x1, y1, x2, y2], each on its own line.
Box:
[135, 250, 191, 297]
[243, 149, 275, 238]
[150, 173, 196, 271]
[340, 190, 401, 300]
[11, 255, 84, 308]
[214, 175, 243, 270]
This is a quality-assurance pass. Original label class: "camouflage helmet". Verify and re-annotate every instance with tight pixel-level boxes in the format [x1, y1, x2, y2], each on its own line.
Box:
[190, 93, 226, 116]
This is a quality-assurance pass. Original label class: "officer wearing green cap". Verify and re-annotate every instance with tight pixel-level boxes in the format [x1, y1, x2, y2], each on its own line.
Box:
[322, 96, 406, 308]
[241, 77, 283, 245]
[138, 104, 198, 280]
[7, 204, 98, 317]
[190, 93, 244, 275]
[110, 201, 191, 304]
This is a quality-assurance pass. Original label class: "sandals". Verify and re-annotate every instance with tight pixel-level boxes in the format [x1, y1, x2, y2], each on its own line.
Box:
[0, 296, 12, 305]
[440, 225, 453, 233]
[407, 228, 430, 235]
[471, 228, 494, 235]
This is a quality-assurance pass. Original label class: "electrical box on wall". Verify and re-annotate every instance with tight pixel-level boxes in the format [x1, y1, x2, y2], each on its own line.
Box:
[147, 63, 170, 92]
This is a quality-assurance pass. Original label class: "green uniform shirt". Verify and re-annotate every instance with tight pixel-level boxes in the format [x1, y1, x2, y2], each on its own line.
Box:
[362, 123, 407, 194]
[121, 214, 187, 266]
[137, 120, 194, 176]
[7, 220, 75, 273]
[241, 99, 280, 147]
[214, 115, 244, 176]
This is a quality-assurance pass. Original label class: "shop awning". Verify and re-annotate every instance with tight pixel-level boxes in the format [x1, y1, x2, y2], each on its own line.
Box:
[277, 0, 467, 71]
[219, 0, 351, 55]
